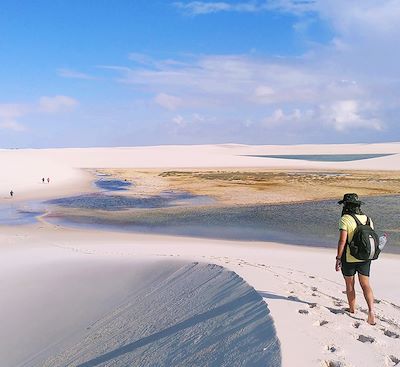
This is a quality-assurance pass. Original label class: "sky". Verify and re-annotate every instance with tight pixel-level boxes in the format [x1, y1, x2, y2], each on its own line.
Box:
[0, 0, 399, 148]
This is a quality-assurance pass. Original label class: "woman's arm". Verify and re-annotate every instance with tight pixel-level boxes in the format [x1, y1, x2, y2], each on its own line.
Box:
[336, 230, 347, 271]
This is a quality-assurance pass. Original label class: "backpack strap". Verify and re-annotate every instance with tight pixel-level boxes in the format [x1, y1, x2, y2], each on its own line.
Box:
[349, 213, 362, 226]
[349, 213, 371, 227]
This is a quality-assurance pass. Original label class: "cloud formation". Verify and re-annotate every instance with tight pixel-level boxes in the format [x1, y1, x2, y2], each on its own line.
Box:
[174, 1, 264, 15]
[173, 1, 316, 15]
[58, 68, 97, 80]
[39, 95, 79, 113]
[0, 104, 29, 131]
[155, 93, 182, 110]
[82, 0, 399, 143]
[0, 96, 79, 132]
[109, 53, 384, 134]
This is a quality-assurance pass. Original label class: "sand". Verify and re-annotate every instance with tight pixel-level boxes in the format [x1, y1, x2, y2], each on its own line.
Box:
[1, 143, 400, 366]
[95, 168, 400, 206]
[1, 142, 400, 201]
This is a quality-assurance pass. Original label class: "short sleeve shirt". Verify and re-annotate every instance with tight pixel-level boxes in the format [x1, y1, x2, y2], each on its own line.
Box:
[339, 214, 374, 263]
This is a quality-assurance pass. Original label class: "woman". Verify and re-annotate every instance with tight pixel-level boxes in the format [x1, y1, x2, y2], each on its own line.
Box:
[336, 193, 376, 325]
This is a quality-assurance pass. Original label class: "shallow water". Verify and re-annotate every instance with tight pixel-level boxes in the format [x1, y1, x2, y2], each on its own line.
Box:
[244, 153, 394, 162]
[95, 179, 132, 191]
[46, 191, 214, 211]
[46, 195, 400, 254]
[0, 202, 44, 225]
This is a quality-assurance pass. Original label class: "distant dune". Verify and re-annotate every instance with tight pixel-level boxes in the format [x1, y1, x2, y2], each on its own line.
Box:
[1, 143, 400, 202]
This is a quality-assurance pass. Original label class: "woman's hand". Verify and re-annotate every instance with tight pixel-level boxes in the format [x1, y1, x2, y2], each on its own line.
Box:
[335, 258, 342, 271]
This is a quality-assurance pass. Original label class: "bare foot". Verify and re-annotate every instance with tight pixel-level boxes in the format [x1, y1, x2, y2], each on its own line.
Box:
[367, 311, 376, 325]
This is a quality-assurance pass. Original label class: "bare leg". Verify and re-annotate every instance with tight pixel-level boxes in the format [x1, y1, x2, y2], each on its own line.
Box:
[358, 274, 376, 325]
[344, 276, 356, 313]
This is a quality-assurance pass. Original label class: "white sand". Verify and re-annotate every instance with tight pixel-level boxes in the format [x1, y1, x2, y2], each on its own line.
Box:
[1, 143, 400, 366]
[1, 142, 400, 201]
[1, 225, 399, 366]
[0, 226, 280, 367]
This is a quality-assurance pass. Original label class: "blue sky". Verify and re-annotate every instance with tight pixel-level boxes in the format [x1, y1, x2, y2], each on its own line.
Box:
[0, 0, 398, 147]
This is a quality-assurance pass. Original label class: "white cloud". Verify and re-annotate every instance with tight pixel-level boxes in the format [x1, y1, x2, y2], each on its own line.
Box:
[155, 93, 182, 110]
[172, 115, 185, 126]
[129, 53, 156, 65]
[58, 68, 96, 80]
[95, 0, 400, 141]
[0, 96, 79, 132]
[320, 100, 383, 132]
[0, 120, 26, 132]
[0, 104, 29, 132]
[263, 108, 303, 126]
[38, 95, 79, 113]
[173, 1, 317, 15]
[0, 103, 28, 120]
[171, 113, 216, 127]
[174, 1, 261, 15]
[113, 54, 366, 106]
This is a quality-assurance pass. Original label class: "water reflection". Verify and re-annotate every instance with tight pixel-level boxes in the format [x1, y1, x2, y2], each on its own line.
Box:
[95, 179, 132, 191]
[244, 154, 395, 162]
[0, 202, 44, 225]
[46, 191, 214, 211]
[45, 195, 400, 253]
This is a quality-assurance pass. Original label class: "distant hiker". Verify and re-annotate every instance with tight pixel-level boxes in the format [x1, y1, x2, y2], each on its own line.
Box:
[42, 177, 45, 183]
[10, 190, 13, 197]
[336, 193, 376, 325]
[47, 177, 50, 183]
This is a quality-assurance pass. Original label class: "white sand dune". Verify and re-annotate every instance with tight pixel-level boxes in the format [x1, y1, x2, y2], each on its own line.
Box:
[0, 233, 280, 367]
[40, 262, 280, 367]
[2, 142, 400, 201]
[1, 224, 399, 367]
[0, 247, 181, 366]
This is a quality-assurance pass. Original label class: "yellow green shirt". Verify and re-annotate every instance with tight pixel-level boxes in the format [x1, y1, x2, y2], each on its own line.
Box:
[339, 214, 374, 263]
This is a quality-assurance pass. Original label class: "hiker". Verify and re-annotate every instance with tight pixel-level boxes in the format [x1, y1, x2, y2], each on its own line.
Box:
[47, 177, 50, 183]
[42, 177, 45, 183]
[336, 193, 376, 325]
[10, 190, 13, 197]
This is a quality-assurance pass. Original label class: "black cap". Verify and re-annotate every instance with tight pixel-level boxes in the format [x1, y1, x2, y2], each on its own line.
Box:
[338, 193, 364, 205]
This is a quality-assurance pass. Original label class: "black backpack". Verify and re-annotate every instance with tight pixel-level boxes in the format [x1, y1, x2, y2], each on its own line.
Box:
[348, 214, 380, 261]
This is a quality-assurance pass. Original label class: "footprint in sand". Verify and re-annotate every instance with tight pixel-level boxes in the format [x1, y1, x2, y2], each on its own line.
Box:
[328, 308, 344, 315]
[353, 321, 361, 329]
[357, 335, 375, 343]
[327, 345, 337, 353]
[390, 302, 400, 310]
[309, 303, 317, 309]
[324, 361, 346, 367]
[382, 328, 400, 339]
[387, 355, 400, 366]
[298, 309, 309, 315]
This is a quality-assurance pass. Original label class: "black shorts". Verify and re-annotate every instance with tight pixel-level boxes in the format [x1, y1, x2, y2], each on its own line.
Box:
[341, 258, 371, 277]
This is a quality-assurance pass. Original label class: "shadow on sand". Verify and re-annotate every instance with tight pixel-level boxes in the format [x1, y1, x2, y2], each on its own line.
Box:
[43, 263, 281, 367]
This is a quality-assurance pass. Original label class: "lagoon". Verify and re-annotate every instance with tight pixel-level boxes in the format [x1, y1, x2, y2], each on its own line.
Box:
[45, 195, 400, 254]
[244, 153, 394, 162]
